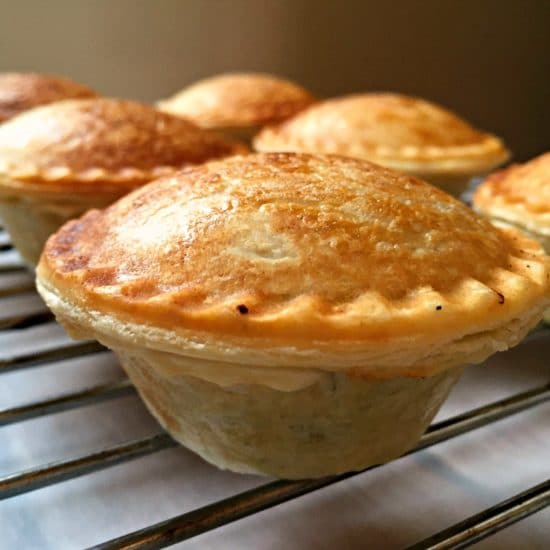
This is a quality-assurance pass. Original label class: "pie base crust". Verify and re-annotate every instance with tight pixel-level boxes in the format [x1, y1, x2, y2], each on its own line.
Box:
[118, 351, 462, 479]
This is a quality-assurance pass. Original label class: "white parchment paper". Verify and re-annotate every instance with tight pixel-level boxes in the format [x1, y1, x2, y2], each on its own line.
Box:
[1, 301, 549, 549]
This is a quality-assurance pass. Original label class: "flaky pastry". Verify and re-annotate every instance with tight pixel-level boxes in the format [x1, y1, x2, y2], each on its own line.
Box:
[157, 73, 315, 143]
[254, 93, 510, 195]
[0, 98, 247, 265]
[0, 72, 97, 122]
[37, 153, 549, 478]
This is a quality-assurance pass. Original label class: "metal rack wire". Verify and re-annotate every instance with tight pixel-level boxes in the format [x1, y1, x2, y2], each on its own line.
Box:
[1, 227, 549, 550]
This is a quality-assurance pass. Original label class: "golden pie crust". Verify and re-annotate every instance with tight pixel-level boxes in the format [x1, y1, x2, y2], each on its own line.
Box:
[254, 93, 510, 189]
[37, 153, 549, 378]
[473, 152, 550, 249]
[0, 72, 97, 122]
[157, 73, 315, 131]
[0, 97, 248, 194]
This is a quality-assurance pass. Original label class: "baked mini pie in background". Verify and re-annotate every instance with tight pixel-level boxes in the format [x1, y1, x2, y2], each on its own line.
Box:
[157, 72, 316, 142]
[473, 151, 550, 323]
[0, 98, 248, 265]
[36, 153, 549, 479]
[254, 93, 510, 196]
[473, 152, 550, 253]
[0, 72, 97, 123]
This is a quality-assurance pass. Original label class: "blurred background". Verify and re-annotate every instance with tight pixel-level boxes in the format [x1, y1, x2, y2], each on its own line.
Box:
[1, 0, 548, 160]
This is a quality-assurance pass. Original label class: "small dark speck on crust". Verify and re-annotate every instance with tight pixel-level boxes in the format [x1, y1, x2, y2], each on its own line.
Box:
[526, 264, 531, 269]
[236, 304, 249, 314]
[436, 305, 442, 311]
[496, 291, 505, 304]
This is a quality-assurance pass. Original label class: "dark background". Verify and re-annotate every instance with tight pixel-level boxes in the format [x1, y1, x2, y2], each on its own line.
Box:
[1, 0, 548, 160]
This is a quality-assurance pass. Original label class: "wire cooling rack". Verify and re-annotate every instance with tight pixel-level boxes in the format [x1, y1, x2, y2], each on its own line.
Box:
[0, 226, 549, 550]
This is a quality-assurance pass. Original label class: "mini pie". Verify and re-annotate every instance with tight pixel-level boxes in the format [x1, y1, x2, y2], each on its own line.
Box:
[0, 98, 248, 265]
[254, 93, 510, 196]
[473, 152, 550, 323]
[0, 72, 97, 122]
[36, 153, 550, 479]
[157, 72, 316, 143]
[473, 152, 550, 253]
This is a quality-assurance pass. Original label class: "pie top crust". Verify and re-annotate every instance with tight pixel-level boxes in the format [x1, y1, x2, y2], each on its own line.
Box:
[157, 73, 316, 129]
[37, 153, 549, 369]
[0, 72, 97, 122]
[0, 98, 248, 196]
[254, 94, 509, 177]
[473, 152, 550, 237]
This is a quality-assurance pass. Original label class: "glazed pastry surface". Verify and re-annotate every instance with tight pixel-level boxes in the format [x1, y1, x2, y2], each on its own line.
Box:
[37, 153, 549, 377]
[254, 94, 509, 179]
